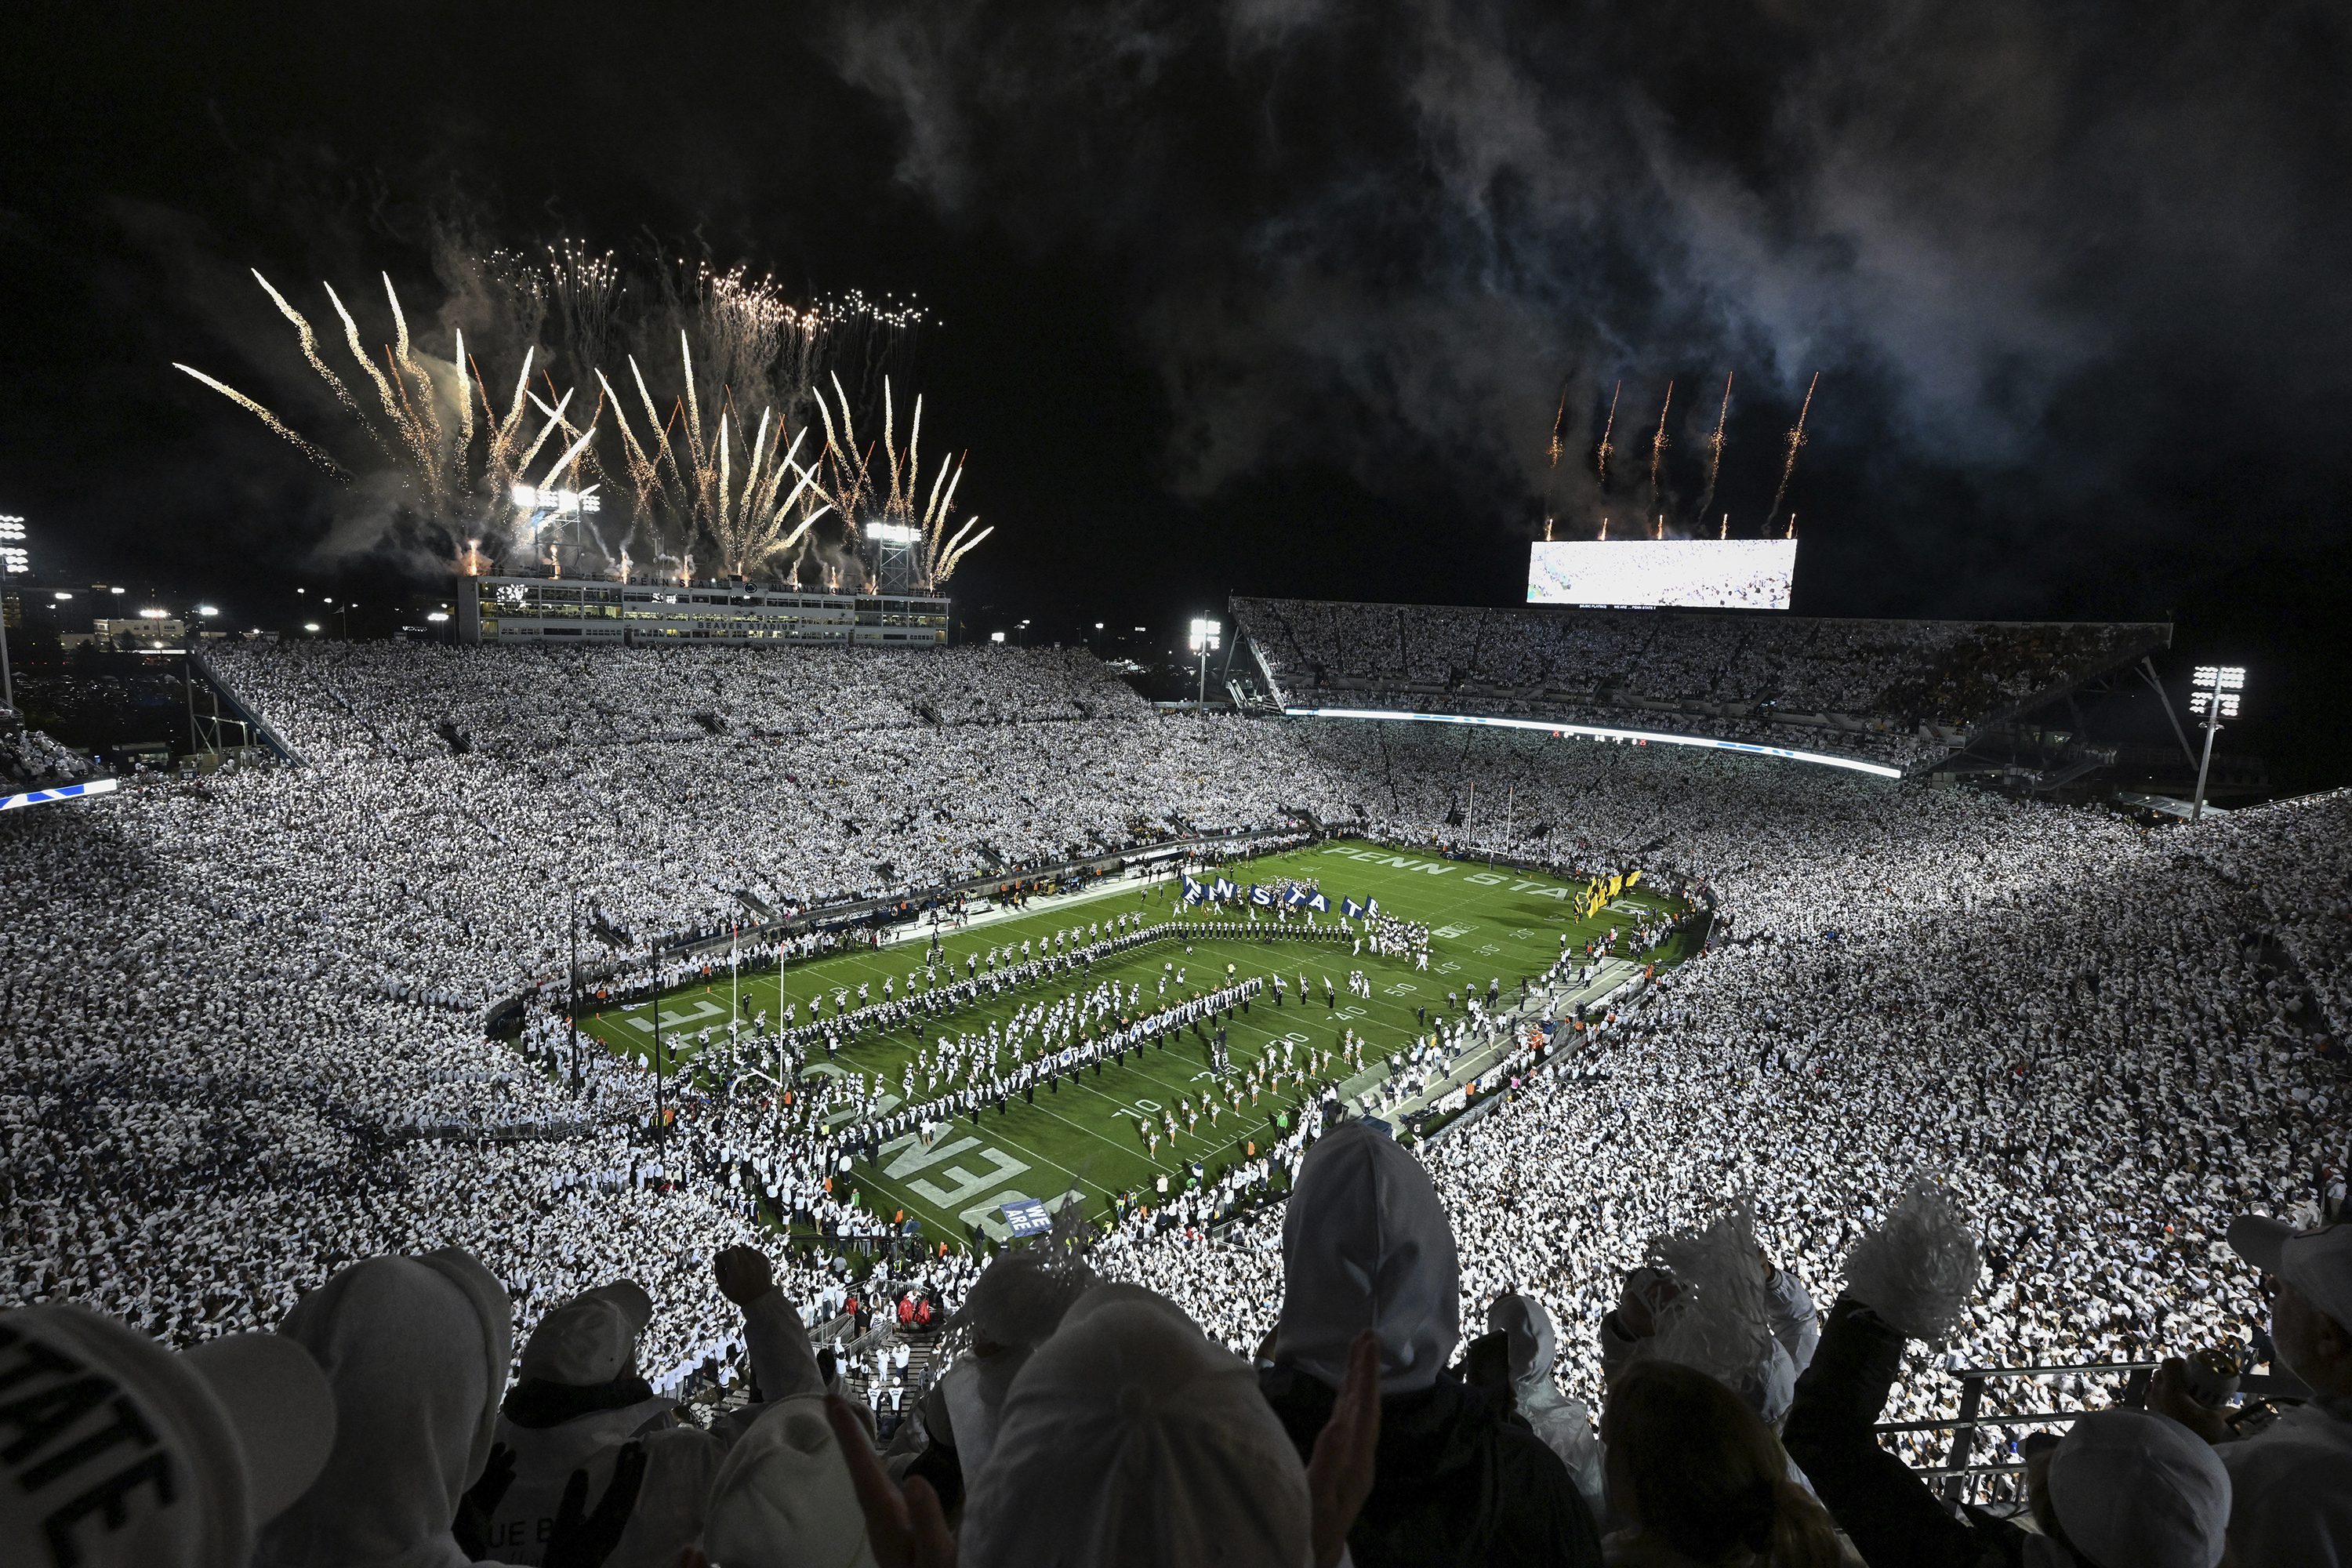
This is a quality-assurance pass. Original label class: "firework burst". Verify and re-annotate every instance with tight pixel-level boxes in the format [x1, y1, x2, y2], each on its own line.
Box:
[598, 334, 830, 583]
[176, 271, 589, 565]
[183, 242, 964, 585]
[595, 262, 942, 586]
[812, 374, 989, 591]
[1594, 379, 1621, 488]
[1766, 371, 1820, 537]
[1696, 372, 1733, 528]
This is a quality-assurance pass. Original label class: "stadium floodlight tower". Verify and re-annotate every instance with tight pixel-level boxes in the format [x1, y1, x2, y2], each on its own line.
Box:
[1189, 617, 1221, 707]
[0, 515, 27, 713]
[2187, 664, 2245, 822]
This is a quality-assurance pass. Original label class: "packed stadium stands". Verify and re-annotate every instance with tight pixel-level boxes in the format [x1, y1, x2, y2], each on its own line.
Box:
[1232, 597, 2172, 773]
[2, 630, 2344, 1566]
[0, 713, 96, 789]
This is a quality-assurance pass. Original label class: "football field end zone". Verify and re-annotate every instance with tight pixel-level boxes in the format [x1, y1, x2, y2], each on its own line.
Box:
[579, 924, 1395, 1212]
[574, 839, 1687, 1247]
[849, 974, 1363, 1241]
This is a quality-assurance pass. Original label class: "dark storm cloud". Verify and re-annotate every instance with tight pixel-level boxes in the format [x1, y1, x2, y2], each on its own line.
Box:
[827, 0, 2352, 539]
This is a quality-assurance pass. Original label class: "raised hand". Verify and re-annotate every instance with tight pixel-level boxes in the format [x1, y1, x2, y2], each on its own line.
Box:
[1307, 1328, 1383, 1568]
[544, 1441, 648, 1568]
[714, 1243, 775, 1306]
[826, 1392, 957, 1568]
[452, 1440, 516, 1561]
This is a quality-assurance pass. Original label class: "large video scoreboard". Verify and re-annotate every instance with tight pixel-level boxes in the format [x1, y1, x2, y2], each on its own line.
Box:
[1528, 539, 1797, 610]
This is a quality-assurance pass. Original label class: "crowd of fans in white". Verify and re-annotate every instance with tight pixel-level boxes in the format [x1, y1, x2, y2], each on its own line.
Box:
[205, 641, 1319, 955]
[3, 635, 2346, 1566]
[0, 720, 96, 787]
[1236, 597, 2169, 771]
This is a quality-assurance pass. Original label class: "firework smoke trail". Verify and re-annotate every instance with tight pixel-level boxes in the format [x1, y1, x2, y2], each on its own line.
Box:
[1540, 387, 1569, 535]
[325, 283, 417, 455]
[383, 272, 444, 467]
[681, 333, 707, 481]
[250, 271, 366, 424]
[601, 336, 829, 580]
[1696, 372, 1733, 526]
[815, 372, 876, 538]
[808, 372, 988, 589]
[1646, 380, 1674, 510]
[1766, 371, 1820, 535]
[454, 329, 473, 452]
[1594, 379, 1621, 488]
[515, 387, 575, 474]
[170, 365, 347, 476]
[178, 272, 583, 568]
[925, 445, 988, 585]
[481, 348, 540, 497]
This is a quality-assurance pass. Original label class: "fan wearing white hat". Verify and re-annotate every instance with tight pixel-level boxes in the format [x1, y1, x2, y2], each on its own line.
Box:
[0, 1301, 336, 1568]
[1258, 1122, 1604, 1567]
[256, 1250, 546, 1568]
[2151, 1217, 2352, 1568]
[485, 1281, 677, 1566]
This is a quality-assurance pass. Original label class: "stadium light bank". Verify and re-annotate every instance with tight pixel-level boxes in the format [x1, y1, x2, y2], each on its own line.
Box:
[2187, 665, 2246, 822]
[1280, 706, 1906, 779]
[1189, 618, 1222, 707]
[0, 514, 24, 713]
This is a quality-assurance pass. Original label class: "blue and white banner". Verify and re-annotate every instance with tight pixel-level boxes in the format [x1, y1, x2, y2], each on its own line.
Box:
[1000, 1199, 1053, 1238]
[1249, 884, 1274, 906]
[1305, 891, 1329, 913]
[1211, 877, 1237, 902]
[1283, 885, 1309, 906]
[1181, 876, 1205, 904]
[0, 778, 118, 812]
[1340, 897, 1365, 919]
[1365, 896, 1381, 917]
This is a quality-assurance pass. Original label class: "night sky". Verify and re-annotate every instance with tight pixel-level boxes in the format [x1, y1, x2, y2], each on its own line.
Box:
[5, 3, 2349, 786]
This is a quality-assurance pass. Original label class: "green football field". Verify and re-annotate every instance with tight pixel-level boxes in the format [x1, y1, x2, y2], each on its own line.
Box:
[577, 840, 1684, 1247]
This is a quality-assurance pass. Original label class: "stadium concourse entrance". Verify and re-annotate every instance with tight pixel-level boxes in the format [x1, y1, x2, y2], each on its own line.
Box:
[575, 840, 1692, 1250]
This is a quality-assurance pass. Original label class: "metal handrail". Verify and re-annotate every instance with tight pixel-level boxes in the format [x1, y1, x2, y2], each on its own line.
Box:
[1946, 1360, 2159, 1381]
[1867, 1361, 2162, 1497]
[1874, 1411, 2085, 1433]
[1875, 1360, 2313, 1501]
[1869, 1363, 2159, 1436]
